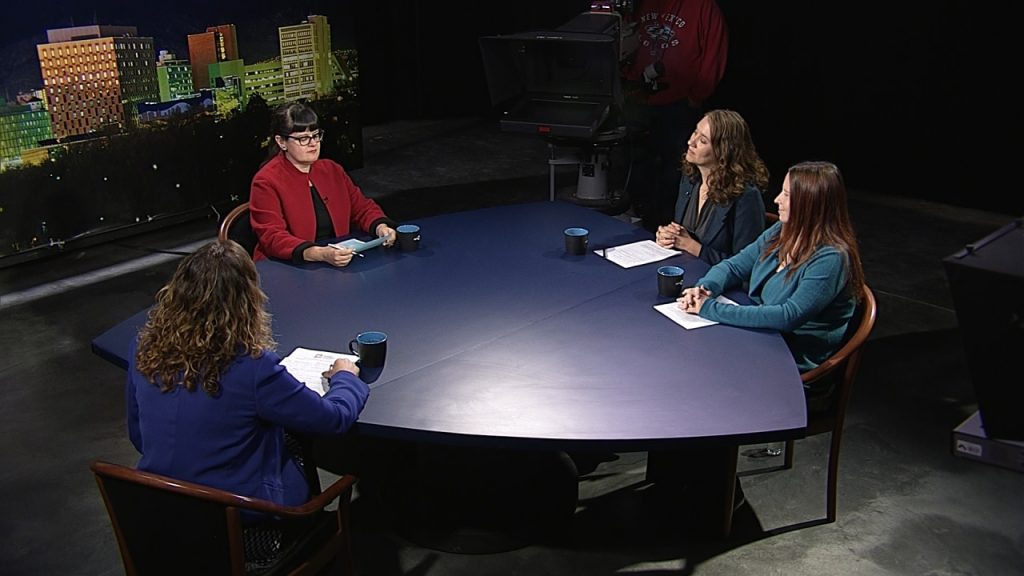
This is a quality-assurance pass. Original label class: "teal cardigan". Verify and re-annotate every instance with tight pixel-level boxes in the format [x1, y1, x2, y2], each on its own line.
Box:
[695, 222, 856, 372]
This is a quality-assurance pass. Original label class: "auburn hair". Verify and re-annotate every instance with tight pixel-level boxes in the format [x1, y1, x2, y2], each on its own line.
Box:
[764, 161, 865, 301]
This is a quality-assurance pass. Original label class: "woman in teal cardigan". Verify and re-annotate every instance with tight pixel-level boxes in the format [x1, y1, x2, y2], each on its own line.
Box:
[679, 161, 866, 374]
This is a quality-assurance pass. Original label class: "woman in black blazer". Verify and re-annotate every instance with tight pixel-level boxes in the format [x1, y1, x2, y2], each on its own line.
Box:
[655, 109, 770, 264]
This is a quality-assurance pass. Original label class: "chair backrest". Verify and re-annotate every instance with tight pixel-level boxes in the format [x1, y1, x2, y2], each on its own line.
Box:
[765, 211, 780, 228]
[219, 202, 257, 257]
[91, 460, 357, 576]
[801, 284, 877, 426]
[92, 461, 249, 575]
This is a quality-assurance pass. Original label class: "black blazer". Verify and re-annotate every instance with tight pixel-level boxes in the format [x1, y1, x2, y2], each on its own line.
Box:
[673, 177, 766, 264]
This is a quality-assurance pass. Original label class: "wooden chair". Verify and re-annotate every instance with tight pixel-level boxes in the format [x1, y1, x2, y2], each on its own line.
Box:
[91, 460, 357, 576]
[765, 210, 780, 227]
[219, 201, 257, 257]
[740, 284, 877, 525]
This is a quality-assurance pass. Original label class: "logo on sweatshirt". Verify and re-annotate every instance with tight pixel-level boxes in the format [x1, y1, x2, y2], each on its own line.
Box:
[640, 12, 686, 55]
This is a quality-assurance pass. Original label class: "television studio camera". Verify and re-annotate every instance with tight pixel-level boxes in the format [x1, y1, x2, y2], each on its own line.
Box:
[479, 1, 640, 207]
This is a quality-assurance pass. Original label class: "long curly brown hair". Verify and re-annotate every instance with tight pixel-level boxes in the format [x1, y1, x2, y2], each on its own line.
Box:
[681, 109, 770, 204]
[135, 239, 275, 395]
[765, 161, 865, 301]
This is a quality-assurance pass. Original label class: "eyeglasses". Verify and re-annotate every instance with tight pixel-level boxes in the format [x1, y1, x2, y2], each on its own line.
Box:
[286, 130, 325, 146]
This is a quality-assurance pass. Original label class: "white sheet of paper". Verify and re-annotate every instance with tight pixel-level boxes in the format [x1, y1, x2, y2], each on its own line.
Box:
[329, 238, 364, 251]
[653, 295, 740, 330]
[596, 240, 680, 268]
[280, 347, 359, 396]
[328, 236, 385, 253]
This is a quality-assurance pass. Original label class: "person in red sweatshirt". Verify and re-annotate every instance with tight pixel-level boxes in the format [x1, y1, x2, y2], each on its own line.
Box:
[621, 0, 729, 232]
[250, 102, 397, 265]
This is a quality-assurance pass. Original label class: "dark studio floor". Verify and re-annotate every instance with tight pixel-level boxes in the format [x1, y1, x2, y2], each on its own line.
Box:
[1, 118, 1021, 576]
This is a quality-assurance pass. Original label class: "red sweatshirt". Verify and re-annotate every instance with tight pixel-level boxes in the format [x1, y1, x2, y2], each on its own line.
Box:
[622, 0, 729, 107]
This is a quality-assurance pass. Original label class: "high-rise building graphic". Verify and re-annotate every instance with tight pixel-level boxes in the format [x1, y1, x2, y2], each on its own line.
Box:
[0, 98, 53, 170]
[244, 58, 285, 106]
[279, 15, 332, 102]
[187, 24, 239, 91]
[156, 50, 195, 101]
[37, 25, 158, 139]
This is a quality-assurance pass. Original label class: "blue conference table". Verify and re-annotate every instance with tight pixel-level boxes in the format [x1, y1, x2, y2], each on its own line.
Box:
[92, 200, 806, 537]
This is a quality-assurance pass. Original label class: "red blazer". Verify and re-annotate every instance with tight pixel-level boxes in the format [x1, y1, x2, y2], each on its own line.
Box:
[250, 154, 390, 261]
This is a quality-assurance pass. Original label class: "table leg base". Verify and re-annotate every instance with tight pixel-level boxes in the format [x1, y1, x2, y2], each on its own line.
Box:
[376, 444, 580, 554]
[644, 445, 739, 538]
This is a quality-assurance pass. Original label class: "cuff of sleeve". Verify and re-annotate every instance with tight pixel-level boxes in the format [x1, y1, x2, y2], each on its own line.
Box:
[369, 217, 397, 236]
[698, 280, 722, 297]
[292, 241, 314, 264]
[329, 371, 370, 394]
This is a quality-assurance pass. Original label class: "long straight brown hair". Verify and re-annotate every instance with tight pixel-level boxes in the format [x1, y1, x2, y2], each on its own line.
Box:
[765, 161, 865, 300]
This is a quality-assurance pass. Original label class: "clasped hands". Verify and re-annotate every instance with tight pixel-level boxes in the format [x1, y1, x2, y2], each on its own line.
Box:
[656, 222, 698, 254]
[306, 224, 397, 267]
[678, 285, 712, 314]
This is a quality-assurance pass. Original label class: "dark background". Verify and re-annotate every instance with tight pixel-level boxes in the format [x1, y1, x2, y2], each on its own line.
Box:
[352, 1, 1018, 216]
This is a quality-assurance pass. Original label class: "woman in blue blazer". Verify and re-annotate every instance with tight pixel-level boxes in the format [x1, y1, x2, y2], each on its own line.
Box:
[679, 161, 866, 374]
[126, 239, 369, 509]
[655, 109, 770, 264]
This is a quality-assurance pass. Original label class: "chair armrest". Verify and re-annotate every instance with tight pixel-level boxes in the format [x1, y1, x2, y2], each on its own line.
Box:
[801, 285, 876, 387]
[801, 355, 841, 386]
[91, 461, 357, 519]
[294, 474, 359, 515]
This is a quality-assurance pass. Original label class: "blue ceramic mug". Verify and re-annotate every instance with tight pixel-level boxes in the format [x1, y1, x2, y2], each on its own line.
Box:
[349, 331, 388, 368]
[657, 265, 685, 298]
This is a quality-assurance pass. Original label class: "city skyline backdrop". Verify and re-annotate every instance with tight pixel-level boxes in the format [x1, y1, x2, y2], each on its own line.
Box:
[1, 0, 359, 98]
[0, 2, 367, 262]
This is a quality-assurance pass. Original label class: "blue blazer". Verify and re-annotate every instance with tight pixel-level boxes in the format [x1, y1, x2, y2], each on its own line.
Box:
[673, 177, 766, 264]
[126, 340, 369, 507]
[695, 223, 856, 372]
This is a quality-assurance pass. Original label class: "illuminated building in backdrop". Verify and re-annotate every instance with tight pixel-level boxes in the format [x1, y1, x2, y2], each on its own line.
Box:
[156, 50, 195, 101]
[187, 24, 238, 90]
[37, 25, 158, 139]
[279, 15, 332, 101]
[0, 98, 53, 170]
[244, 58, 285, 106]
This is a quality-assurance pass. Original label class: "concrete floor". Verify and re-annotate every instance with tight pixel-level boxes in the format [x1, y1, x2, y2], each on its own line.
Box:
[1, 118, 1021, 575]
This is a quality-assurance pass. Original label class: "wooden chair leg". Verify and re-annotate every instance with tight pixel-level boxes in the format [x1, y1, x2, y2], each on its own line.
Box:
[826, 431, 842, 523]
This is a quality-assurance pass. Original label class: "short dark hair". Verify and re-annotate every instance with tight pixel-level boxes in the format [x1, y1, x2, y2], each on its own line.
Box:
[270, 102, 319, 138]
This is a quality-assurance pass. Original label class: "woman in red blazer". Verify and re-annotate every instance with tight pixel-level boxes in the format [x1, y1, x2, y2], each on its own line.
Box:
[250, 102, 397, 265]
